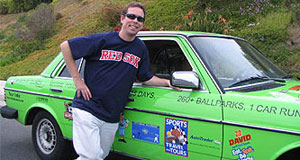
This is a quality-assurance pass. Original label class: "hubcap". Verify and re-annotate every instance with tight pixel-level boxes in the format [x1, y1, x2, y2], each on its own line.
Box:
[36, 118, 57, 154]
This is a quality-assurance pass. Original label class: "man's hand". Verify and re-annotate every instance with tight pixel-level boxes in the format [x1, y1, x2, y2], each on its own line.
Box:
[143, 76, 182, 91]
[167, 80, 182, 91]
[74, 78, 92, 101]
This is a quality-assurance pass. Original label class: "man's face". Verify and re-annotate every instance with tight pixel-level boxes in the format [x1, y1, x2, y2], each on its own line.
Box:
[120, 7, 145, 36]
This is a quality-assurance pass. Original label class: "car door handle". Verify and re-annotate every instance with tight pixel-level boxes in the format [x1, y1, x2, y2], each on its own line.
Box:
[50, 88, 63, 92]
[128, 97, 135, 102]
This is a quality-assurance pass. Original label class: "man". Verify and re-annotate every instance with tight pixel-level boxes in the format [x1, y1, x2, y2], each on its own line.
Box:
[60, 2, 179, 160]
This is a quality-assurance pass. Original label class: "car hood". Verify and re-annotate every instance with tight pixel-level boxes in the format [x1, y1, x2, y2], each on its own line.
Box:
[269, 80, 300, 102]
[230, 80, 300, 102]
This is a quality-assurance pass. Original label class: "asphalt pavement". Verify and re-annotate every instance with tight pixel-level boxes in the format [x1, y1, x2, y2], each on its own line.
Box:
[0, 80, 40, 159]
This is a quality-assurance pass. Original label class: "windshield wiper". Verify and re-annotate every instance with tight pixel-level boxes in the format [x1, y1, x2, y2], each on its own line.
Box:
[229, 76, 285, 88]
[229, 76, 264, 88]
[282, 75, 299, 80]
[259, 76, 286, 83]
[282, 75, 293, 79]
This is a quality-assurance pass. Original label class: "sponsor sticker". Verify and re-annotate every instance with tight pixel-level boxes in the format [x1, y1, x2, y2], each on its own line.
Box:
[289, 85, 300, 91]
[64, 102, 73, 120]
[230, 130, 255, 160]
[132, 122, 160, 144]
[165, 118, 188, 157]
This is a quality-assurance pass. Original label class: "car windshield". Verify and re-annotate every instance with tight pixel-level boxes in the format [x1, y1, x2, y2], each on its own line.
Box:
[189, 36, 286, 88]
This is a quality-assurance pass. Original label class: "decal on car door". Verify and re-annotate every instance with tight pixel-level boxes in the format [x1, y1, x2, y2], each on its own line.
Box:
[289, 85, 300, 91]
[118, 113, 129, 143]
[230, 130, 255, 160]
[165, 118, 188, 157]
[64, 102, 73, 120]
[132, 121, 160, 144]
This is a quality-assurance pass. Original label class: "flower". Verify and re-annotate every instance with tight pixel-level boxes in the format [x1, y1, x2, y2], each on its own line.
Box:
[141, 28, 150, 31]
[223, 29, 229, 34]
[174, 24, 181, 31]
[189, 21, 193, 27]
[184, 10, 193, 19]
[104, 7, 110, 12]
[114, 26, 120, 31]
[220, 18, 226, 24]
[205, 7, 212, 14]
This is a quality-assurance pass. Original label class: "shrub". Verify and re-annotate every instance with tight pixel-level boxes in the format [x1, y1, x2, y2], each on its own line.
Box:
[235, 10, 291, 44]
[0, 31, 5, 40]
[55, 12, 63, 20]
[286, 0, 300, 25]
[2, 0, 53, 14]
[0, 0, 9, 14]
[93, 0, 123, 33]
[239, 0, 280, 16]
[11, 3, 55, 40]
[101, 2, 123, 29]
[177, 9, 231, 34]
[193, 0, 281, 29]
[0, 3, 54, 67]
[25, 3, 56, 40]
[282, 47, 300, 78]
[296, 10, 300, 24]
[0, 40, 44, 67]
[233, 10, 299, 76]
[146, 0, 198, 30]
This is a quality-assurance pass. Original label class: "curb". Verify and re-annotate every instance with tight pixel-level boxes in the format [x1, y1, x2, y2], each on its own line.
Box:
[0, 81, 5, 105]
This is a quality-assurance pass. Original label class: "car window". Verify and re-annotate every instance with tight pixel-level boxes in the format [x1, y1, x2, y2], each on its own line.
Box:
[57, 40, 192, 80]
[144, 40, 192, 79]
[58, 59, 84, 78]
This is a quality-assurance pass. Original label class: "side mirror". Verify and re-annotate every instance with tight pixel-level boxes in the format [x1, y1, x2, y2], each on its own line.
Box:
[171, 71, 202, 89]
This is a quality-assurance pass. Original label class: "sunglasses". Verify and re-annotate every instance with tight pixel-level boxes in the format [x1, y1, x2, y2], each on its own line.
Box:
[125, 14, 145, 22]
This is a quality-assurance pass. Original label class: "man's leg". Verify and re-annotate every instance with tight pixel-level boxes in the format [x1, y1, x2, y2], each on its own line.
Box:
[72, 108, 104, 160]
[100, 121, 118, 159]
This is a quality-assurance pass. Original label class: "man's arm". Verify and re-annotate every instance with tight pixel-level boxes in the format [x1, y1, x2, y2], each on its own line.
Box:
[142, 76, 181, 91]
[60, 41, 92, 100]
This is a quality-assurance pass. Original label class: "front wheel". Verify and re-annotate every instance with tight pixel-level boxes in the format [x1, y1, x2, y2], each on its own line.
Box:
[32, 111, 77, 160]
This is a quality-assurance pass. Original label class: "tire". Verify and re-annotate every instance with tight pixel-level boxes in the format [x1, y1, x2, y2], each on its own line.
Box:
[32, 111, 77, 160]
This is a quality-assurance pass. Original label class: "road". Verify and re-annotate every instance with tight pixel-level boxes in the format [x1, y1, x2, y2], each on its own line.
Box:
[0, 81, 137, 160]
[0, 80, 40, 160]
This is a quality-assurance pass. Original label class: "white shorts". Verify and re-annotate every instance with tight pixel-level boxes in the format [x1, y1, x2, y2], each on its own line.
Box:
[72, 108, 119, 160]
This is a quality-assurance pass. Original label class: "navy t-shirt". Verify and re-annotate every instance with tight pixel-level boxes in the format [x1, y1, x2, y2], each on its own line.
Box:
[68, 32, 153, 123]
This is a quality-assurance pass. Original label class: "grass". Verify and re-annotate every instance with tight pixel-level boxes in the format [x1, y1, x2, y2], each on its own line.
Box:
[0, 0, 105, 79]
[0, 0, 299, 80]
[234, 9, 300, 77]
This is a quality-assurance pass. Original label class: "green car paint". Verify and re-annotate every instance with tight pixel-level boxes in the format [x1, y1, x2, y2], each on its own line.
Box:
[1, 31, 299, 160]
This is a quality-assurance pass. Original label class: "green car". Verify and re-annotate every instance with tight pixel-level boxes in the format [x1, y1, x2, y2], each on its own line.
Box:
[1, 31, 300, 160]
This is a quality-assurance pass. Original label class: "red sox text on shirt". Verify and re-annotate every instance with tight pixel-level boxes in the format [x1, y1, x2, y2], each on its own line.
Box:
[100, 50, 141, 69]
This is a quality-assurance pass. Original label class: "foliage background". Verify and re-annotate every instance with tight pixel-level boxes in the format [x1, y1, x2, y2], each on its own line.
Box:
[0, 0, 52, 14]
[0, 0, 299, 80]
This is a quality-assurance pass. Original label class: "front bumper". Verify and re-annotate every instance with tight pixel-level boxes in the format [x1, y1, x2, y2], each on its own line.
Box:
[0, 105, 18, 119]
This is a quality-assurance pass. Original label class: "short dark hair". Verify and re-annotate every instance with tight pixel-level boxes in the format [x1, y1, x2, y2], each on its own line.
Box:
[121, 2, 146, 18]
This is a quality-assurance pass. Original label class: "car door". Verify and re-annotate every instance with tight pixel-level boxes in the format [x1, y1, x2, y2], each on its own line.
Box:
[222, 88, 300, 160]
[113, 36, 223, 160]
[48, 57, 85, 139]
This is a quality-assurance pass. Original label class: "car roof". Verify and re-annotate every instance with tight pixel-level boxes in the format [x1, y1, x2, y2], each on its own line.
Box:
[137, 31, 243, 40]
